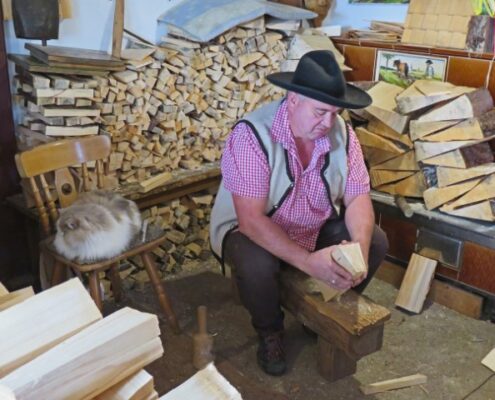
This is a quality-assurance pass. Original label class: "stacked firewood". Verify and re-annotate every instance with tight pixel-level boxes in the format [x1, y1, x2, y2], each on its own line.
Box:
[352, 80, 495, 222]
[104, 191, 215, 293]
[13, 18, 288, 189]
[0, 279, 162, 399]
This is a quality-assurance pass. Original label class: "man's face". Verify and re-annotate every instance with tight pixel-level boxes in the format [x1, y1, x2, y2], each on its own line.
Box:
[287, 93, 341, 141]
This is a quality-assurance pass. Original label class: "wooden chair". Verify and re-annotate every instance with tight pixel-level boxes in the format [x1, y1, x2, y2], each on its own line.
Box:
[15, 135, 180, 333]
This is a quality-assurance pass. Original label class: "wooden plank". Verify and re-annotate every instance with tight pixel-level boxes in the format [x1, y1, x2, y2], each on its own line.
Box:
[0, 307, 163, 400]
[395, 254, 438, 313]
[33, 88, 94, 99]
[8, 54, 116, 75]
[441, 173, 495, 211]
[482, 348, 495, 372]
[25, 43, 123, 67]
[95, 369, 154, 400]
[0, 287, 35, 311]
[423, 178, 482, 210]
[436, 164, 495, 187]
[360, 374, 427, 395]
[371, 151, 419, 172]
[0, 279, 102, 378]
[376, 261, 484, 319]
[43, 125, 99, 137]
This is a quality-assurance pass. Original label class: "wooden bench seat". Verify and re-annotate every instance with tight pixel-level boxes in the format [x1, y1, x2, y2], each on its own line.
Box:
[279, 268, 391, 381]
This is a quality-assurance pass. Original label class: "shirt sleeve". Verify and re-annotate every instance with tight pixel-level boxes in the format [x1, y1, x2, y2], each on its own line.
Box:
[221, 122, 271, 198]
[344, 125, 371, 196]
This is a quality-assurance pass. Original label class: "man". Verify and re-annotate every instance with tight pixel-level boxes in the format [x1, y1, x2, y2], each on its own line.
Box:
[210, 50, 388, 376]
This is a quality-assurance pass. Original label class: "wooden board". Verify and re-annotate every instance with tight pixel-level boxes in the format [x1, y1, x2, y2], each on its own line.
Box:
[423, 178, 482, 210]
[441, 173, 495, 211]
[0, 279, 102, 378]
[371, 151, 419, 172]
[436, 164, 495, 187]
[26, 43, 124, 67]
[482, 348, 495, 372]
[0, 307, 163, 400]
[0, 287, 35, 311]
[360, 374, 427, 395]
[395, 254, 437, 313]
[8, 54, 121, 74]
[376, 261, 483, 319]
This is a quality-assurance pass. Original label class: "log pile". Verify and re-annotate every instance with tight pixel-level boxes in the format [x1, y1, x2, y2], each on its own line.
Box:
[12, 18, 288, 191]
[101, 191, 215, 295]
[352, 79, 495, 222]
[0, 278, 163, 399]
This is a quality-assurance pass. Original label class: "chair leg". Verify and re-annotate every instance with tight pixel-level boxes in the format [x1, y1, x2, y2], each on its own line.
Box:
[50, 259, 65, 287]
[108, 262, 123, 302]
[88, 271, 103, 311]
[140, 251, 181, 334]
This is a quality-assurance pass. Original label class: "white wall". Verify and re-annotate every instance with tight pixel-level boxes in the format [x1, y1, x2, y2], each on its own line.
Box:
[5, 0, 180, 54]
[326, 0, 408, 30]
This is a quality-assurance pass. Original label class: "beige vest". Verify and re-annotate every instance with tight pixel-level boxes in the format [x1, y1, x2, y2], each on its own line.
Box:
[210, 99, 349, 262]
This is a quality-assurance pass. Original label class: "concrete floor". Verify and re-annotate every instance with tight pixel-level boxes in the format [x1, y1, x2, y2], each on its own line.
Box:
[106, 258, 495, 399]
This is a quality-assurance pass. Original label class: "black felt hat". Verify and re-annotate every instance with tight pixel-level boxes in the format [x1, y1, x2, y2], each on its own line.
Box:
[267, 50, 372, 109]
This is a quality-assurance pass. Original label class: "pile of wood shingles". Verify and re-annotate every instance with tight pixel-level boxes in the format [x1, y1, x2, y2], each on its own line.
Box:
[12, 17, 287, 188]
[0, 279, 162, 399]
[352, 80, 495, 222]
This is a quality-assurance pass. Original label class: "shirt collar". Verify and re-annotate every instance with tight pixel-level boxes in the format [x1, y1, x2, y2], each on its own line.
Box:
[270, 98, 331, 154]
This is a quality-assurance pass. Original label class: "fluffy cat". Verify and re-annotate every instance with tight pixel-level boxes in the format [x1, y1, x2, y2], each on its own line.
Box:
[53, 190, 142, 262]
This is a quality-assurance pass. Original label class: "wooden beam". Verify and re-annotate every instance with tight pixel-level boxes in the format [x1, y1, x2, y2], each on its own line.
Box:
[112, 0, 125, 59]
[360, 374, 427, 395]
[395, 254, 437, 314]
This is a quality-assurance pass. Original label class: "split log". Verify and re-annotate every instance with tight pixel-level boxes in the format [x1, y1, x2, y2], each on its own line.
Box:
[365, 105, 409, 134]
[415, 139, 483, 161]
[409, 119, 463, 141]
[423, 178, 482, 210]
[416, 89, 493, 123]
[361, 146, 400, 166]
[370, 151, 419, 172]
[441, 173, 495, 211]
[376, 172, 427, 198]
[441, 200, 495, 222]
[94, 369, 155, 400]
[367, 117, 413, 148]
[370, 170, 415, 188]
[422, 141, 494, 168]
[366, 81, 404, 111]
[436, 163, 495, 187]
[395, 253, 437, 313]
[355, 127, 406, 155]
[360, 374, 427, 395]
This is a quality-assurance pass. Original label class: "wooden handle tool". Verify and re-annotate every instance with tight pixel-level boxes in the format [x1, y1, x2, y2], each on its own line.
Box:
[192, 305, 214, 370]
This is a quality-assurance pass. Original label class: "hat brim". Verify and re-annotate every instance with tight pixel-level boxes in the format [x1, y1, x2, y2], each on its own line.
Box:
[267, 72, 372, 109]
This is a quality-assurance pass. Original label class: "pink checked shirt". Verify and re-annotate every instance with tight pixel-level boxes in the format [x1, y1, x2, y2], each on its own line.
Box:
[221, 101, 370, 251]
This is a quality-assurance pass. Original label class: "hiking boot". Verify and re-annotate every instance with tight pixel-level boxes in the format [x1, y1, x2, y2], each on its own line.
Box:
[257, 331, 286, 376]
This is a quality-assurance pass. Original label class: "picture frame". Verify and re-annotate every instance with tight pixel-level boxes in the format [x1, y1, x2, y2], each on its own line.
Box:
[374, 50, 448, 88]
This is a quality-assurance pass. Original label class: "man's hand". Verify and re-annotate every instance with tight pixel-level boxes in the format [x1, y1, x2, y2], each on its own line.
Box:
[304, 246, 354, 290]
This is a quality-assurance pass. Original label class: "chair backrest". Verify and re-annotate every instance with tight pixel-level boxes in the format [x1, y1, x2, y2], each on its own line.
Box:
[15, 135, 112, 237]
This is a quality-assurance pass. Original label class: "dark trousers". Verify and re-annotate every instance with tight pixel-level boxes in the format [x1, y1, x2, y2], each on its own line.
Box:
[224, 217, 389, 336]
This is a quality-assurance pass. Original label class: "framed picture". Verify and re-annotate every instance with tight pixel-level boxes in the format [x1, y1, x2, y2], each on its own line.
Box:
[374, 50, 448, 88]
